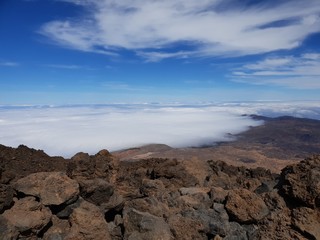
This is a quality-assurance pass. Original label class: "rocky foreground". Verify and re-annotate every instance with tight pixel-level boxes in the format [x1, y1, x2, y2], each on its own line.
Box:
[0, 144, 320, 239]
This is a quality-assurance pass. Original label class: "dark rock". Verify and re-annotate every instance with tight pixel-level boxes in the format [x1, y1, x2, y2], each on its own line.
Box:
[55, 197, 83, 219]
[123, 207, 173, 240]
[0, 144, 66, 182]
[0, 184, 14, 213]
[182, 207, 230, 238]
[78, 178, 114, 205]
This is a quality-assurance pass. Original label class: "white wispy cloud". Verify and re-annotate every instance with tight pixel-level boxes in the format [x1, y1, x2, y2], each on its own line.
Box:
[232, 53, 320, 89]
[0, 102, 319, 157]
[0, 61, 19, 67]
[44, 64, 84, 69]
[101, 81, 151, 91]
[39, 0, 320, 61]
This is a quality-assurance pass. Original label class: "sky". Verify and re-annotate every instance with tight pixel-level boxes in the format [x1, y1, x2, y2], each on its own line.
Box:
[1, 0, 320, 155]
[1, 0, 320, 104]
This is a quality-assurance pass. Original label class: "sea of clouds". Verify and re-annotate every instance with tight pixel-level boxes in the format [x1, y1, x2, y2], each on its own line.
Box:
[0, 102, 319, 157]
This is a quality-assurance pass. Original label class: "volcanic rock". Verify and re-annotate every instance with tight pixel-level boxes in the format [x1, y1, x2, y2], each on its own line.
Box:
[225, 188, 269, 223]
[1, 197, 52, 238]
[67, 149, 118, 183]
[0, 184, 14, 213]
[291, 207, 320, 239]
[42, 215, 70, 240]
[78, 178, 114, 206]
[66, 200, 111, 240]
[123, 207, 173, 240]
[1, 144, 320, 239]
[279, 155, 320, 208]
[13, 172, 79, 206]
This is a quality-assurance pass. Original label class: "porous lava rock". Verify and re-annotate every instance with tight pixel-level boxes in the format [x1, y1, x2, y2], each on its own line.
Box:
[1, 197, 52, 238]
[0, 144, 320, 240]
[66, 200, 112, 240]
[225, 188, 269, 223]
[13, 172, 79, 206]
[279, 155, 320, 208]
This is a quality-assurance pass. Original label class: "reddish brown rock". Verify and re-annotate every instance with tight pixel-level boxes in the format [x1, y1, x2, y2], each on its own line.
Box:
[225, 188, 269, 223]
[13, 172, 79, 206]
[210, 187, 229, 204]
[66, 200, 111, 240]
[168, 214, 205, 240]
[0, 215, 19, 240]
[291, 207, 320, 239]
[2, 197, 52, 237]
[67, 150, 119, 183]
[43, 215, 70, 240]
[279, 155, 320, 208]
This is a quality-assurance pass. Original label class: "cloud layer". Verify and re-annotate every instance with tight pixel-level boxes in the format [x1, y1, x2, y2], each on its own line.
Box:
[1, 102, 320, 157]
[40, 0, 320, 60]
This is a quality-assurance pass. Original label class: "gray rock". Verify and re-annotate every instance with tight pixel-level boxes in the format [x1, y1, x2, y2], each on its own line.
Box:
[123, 207, 173, 240]
[182, 207, 230, 237]
[0, 184, 14, 213]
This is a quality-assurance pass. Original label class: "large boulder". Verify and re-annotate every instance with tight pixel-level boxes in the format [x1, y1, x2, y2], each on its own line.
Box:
[67, 150, 119, 183]
[279, 155, 320, 208]
[13, 172, 79, 206]
[225, 188, 269, 223]
[66, 200, 111, 240]
[0, 215, 19, 240]
[78, 178, 114, 206]
[123, 207, 173, 240]
[168, 214, 205, 240]
[291, 207, 320, 239]
[181, 206, 232, 238]
[43, 215, 70, 240]
[2, 197, 52, 237]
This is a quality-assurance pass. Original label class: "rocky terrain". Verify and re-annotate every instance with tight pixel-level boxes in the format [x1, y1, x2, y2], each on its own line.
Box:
[1, 144, 320, 239]
[114, 115, 320, 173]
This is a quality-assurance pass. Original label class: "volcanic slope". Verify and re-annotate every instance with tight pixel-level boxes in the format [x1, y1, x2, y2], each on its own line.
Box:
[113, 115, 320, 173]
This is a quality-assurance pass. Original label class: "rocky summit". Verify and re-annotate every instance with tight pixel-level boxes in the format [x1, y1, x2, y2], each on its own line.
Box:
[1, 144, 320, 239]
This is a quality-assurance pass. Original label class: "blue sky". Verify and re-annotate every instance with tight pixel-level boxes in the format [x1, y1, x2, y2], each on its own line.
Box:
[1, 0, 320, 104]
